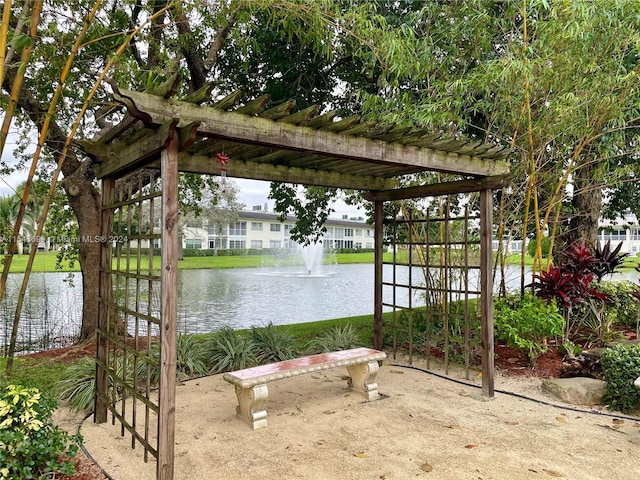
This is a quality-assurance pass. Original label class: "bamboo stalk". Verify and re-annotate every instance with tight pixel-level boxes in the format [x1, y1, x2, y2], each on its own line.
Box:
[0, 0, 13, 88]
[0, 0, 101, 306]
[5, 1, 175, 373]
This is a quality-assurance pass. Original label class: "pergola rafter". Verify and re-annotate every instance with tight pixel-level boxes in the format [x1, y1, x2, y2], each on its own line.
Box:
[79, 85, 510, 480]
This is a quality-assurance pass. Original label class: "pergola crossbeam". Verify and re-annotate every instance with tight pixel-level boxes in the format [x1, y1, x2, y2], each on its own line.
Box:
[113, 88, 509, 178]
[364, 175, 511, 202]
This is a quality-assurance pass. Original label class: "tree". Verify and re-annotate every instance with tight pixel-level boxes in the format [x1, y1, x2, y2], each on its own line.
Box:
[353, 1, 640, 278]
[0, 0, 400, 341]
[0, 193, 34, 254]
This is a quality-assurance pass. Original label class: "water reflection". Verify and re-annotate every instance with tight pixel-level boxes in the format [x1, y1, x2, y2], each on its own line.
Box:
[2, 264, 638, 350]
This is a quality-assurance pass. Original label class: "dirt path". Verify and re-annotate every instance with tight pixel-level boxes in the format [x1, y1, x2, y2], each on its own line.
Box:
[71, 359, 640, 480]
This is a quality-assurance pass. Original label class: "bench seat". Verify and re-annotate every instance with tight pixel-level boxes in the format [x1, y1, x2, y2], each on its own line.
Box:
[223, 347, 386, 429]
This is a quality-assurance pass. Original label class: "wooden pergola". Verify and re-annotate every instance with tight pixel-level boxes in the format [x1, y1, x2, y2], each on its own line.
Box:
[79, 83, 510, 480]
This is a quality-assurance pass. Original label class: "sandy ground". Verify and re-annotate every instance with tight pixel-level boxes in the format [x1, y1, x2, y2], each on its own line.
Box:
[64, 358, 640, 480]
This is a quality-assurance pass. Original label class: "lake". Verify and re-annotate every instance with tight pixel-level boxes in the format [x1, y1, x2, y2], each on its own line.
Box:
[2, 263, 638, 351]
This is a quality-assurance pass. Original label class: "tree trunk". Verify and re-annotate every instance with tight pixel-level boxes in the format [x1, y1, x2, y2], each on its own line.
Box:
[557, 158, 602, 253]
[63, 164, 102, 342]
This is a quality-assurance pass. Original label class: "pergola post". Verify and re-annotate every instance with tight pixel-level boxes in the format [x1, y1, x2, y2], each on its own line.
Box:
[95, 177, 115, 423]
[479, 188, 495, 397]
[157, 124, 179, 480]
[373, 200, 384, 350]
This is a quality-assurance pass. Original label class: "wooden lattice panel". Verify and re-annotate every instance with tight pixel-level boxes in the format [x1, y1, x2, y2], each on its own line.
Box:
[96, 172, 162, 462]
[383, 198, 482, 379]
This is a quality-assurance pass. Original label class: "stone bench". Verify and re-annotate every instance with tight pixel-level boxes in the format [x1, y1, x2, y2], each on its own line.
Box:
[223, 347, 386, 429]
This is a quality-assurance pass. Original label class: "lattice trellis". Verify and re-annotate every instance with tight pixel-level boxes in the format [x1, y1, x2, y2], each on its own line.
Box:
[96, 171, 163, 462]
[84, 83, 505, 479]
[384, 197, 483, 380]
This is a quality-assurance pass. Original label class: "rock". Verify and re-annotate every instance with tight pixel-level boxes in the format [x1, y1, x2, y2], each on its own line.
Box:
[541, 377, 606, 405]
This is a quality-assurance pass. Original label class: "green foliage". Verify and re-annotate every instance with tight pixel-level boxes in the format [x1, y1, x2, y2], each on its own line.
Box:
[305, 323, 362, 353]
[58, 355, 135, 412]
[527, 236, 551, 258]
[383, 305, 482, 365]
[251, 323, 298, 363]
[205, 327, 257, 373]
[597, 281, 639, 327]
[138, 335, 208, 385]
[58, 336, 207, 412]
[174, 334, 209, 380]
[56, 357, 96, 413]
[494, 294, 565, 366]
[0, 385, 81, 479]
[580, 298, 624, 347]
[558, 339, 582, 360]
[601, 344, 640, 413]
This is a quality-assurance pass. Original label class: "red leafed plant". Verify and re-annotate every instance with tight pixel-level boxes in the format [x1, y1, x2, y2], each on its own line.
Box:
[532, 242, 610, 310]
[531, 240, 612, 343]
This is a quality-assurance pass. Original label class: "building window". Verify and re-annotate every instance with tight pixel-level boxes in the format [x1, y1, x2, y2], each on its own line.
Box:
[229, 240, 246, 249]
[251, 222, 263, 231]
[185, 239, 202, 249]
[355, 229, 362, 236]
[630, 229, 640, 241]
[270, 223, 281, 232]
[229, 221, 246, 236]
[270, 240, 282, 248]
[344, 228, 354, 237]
[251, 240, 263, 249]
[284, 224, 293, 234]
[209, 238, 226, 250]
[600, 228, 626, 242]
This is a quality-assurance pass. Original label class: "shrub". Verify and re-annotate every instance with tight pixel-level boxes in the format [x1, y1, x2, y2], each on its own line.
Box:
[0, 385, 81, 479]
[597, 280, 639, 327]
[494, 294, 565, 366]
[58, 354, 137, 412]
[206, 327, 257, 372]
[601, 343, 640, 413]
[306, 323, 362, 353]
[527, 235, 551, 258]
[251, 323, 298, 363]
[57, 357, 97, 413]
[58, 336, 208, 412]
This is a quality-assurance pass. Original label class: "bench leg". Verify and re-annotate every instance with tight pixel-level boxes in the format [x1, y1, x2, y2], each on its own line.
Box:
[234, 384, 268, 430]
[347, 360, 380, 400]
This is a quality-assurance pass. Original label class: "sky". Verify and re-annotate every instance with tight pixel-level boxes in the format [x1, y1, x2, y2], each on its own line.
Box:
[233, 178, 365, 219]
[1, 166, 366, 220]
[0, 130, 365, 220]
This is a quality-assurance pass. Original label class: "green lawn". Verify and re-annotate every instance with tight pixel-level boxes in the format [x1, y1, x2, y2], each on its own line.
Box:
[4, 249, 640, 274]
[2, 250, 379, 273]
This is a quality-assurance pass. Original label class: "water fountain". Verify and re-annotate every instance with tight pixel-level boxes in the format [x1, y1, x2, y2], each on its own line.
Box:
[299, 242, 324, 275]
[258, 239, 337, 277]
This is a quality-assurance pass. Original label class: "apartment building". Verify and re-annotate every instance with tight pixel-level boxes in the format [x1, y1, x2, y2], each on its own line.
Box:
[491, 217, 640, 256]
[598, 216, 640, 255]
[182, 208, 373, 252]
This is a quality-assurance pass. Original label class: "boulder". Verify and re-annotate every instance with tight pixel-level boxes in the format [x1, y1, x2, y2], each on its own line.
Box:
[541, 377, 606, 405]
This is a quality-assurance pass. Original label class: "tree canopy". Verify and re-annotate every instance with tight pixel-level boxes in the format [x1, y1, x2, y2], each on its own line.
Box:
[0, 0, 639, 343]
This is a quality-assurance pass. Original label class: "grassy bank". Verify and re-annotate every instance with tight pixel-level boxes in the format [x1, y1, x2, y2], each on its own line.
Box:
[0, 312, 388, 395]
[3, 251, 379, 273]
[7, 249, 639, 274]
